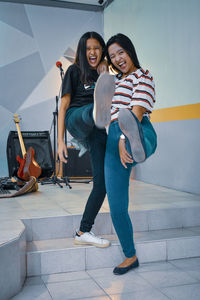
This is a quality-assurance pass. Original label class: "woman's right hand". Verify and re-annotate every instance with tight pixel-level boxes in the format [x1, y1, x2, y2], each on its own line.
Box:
[57, 140, 68, 163]
[119, 139, 133, 168]
[57, 94, 71, 164]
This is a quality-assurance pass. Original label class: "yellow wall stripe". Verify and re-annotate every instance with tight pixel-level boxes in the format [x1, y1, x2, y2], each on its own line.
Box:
[151, 103, 200, 123]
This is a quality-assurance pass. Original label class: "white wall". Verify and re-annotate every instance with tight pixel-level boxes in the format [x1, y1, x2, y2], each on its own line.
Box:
[104, 0, 200, 194]
[104, 0, 200, 109]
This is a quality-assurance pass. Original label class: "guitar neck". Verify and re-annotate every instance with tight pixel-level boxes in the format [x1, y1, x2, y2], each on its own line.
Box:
[15, 123, 26, 157]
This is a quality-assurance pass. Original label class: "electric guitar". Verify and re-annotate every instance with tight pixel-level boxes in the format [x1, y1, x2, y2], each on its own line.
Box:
[13, 114, 42, 181]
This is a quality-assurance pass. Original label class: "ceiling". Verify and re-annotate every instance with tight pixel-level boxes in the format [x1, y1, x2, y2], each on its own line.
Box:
[2, 0, 114, 11]
[55, 0, 105, 5]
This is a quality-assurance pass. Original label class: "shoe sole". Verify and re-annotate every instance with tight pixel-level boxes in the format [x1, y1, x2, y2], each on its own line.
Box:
[93, 72, 115, 128]
[74, 239, 110, 248]
[118, 109, 146, 163]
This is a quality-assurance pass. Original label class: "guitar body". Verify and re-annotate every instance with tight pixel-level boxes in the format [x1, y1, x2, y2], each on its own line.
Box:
[13, 114, 42, 181]
[23, 147, 42, 180]
[16, 155, 27, 180]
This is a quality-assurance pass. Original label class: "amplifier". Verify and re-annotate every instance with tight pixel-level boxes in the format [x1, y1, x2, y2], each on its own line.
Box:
[7, 131, 54, 178]
[63, 147, 92, 179]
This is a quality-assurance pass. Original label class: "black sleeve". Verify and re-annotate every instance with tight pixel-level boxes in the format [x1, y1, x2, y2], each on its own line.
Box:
[61, 64, 79, 98]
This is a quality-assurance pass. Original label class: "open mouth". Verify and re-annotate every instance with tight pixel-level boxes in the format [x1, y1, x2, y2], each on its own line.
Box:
[118, 61, 126, 69]
[89, 56, 97, 64]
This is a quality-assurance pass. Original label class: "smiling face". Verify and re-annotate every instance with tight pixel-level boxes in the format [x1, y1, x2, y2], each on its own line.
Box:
[108, 43, 137, 76]
[86, 38, 103, 69]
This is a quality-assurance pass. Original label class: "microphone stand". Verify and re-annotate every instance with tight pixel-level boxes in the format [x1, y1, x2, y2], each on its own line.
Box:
[41, 65, 71, 189]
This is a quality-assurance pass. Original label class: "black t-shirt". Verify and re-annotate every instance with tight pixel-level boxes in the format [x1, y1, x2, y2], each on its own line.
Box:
[61, 64, 98, 108]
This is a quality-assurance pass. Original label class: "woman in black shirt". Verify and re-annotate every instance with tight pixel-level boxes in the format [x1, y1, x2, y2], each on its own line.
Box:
[58, 32, 110, 247]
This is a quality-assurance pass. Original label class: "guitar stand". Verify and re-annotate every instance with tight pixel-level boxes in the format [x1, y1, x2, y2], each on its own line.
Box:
[61, 175, 72, 188]
[40, 174, 71, 189]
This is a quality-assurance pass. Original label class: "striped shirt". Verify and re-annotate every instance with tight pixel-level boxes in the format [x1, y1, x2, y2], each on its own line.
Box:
[111, 68, 156, 122]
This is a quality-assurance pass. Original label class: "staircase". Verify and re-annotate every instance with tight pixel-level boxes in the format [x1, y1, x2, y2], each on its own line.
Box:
[1, 181, 200, 299]
[25, 206, 200, 276]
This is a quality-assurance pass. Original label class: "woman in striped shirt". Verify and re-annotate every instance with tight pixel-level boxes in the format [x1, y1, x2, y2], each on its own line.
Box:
[95, 33, 157, 275]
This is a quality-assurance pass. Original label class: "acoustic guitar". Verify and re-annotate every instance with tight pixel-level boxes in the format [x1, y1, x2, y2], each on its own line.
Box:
[13, 114, 42, 181]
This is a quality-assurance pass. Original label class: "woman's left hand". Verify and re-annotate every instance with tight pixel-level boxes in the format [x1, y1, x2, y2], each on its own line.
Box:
[97, 60, 108, 74]
[119, 139, 133, 168]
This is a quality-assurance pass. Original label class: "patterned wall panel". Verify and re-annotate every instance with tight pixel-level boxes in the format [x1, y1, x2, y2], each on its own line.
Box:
[25, 5, 101, 73]
[0, 20, 37, 67]
[0, 52, 45, 112]
[0, 2, 103, 176]
[19, 58, 71, 110]
[0, 2, 33, 37]
[0, 105, 12, 129]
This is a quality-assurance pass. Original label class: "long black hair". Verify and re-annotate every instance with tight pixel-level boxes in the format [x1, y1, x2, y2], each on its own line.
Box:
[106, 33, 141, 73]
[74, 31, 105, 83]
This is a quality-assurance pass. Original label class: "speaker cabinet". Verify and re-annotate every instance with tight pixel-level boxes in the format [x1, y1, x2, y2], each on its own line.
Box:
[63, 147, 92, 178]
[7, 131, 54, 178]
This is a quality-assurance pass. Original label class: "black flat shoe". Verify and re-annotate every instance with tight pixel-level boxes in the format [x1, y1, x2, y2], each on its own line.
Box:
[113, 258, 139, 275]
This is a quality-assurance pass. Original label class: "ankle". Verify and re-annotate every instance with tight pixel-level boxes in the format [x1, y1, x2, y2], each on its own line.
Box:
[78, 231, 84, 236]
[128, 255, 137, 261]
[117, 255, 137, 268]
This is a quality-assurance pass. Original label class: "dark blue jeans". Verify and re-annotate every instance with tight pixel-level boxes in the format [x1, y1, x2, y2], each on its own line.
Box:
[65, 104, 107, 232]
[105, 117, 157, 257]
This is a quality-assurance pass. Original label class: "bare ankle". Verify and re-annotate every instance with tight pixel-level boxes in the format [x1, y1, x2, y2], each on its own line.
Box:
[128, 255, 137, 261]
[78, 231, 84, 236]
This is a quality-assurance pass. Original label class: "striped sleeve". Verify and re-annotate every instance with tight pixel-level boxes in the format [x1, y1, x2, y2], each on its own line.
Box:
[131, 72, 156, 112]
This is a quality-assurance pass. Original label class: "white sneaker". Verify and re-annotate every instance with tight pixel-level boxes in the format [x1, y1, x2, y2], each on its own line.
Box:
[74, 231, 110, 248]
[93, 72, 115, 128]
[71, 138, 87, 157]
[78, 145, 87, 157]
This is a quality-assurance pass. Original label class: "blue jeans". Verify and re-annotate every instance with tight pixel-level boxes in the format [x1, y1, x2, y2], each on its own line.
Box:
[105, 116, 157, 257]
[65, 104, 107, 232]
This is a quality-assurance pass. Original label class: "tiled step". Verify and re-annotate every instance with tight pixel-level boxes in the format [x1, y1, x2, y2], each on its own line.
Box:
[27, 226, 200, 276]
[22, 205, 200, 242]
[0, 220, 26, 300]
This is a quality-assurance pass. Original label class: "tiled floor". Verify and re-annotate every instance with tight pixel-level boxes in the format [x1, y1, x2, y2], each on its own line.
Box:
[1, 179, 200, 299]
[1, 179, 200, 221]
[12, 258, 200, 299]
